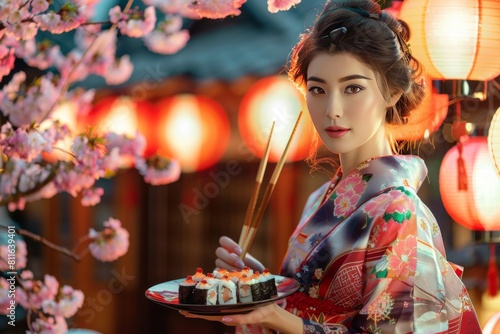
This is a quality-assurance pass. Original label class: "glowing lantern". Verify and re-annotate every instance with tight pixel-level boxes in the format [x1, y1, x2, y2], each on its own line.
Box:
[86, 96, 158, 157]
[86, 96, 140, 136]
[399, 0, 500, 80]
[238, 76, 316, 162]
[156, 94, 230, 173]
[488, 107, 500, 175]
[439, 136, 500, 231]
[387, 76, 449, 141]
[483, 312, 500, 334]
[41, 100, 81, 162]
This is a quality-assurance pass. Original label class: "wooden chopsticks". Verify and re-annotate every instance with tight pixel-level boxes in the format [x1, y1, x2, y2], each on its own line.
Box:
[238, 111, 303, 260]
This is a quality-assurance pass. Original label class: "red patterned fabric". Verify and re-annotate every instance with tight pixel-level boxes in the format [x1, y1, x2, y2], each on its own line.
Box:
[274, 155, 482, 333]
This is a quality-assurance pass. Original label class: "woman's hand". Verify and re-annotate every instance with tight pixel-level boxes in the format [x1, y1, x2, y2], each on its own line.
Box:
[215, 236, 265, 272]
[179, 303, 303, 334]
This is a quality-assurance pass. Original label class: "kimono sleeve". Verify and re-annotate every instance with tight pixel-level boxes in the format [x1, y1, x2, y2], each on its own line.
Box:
[347, 187, 477, 333]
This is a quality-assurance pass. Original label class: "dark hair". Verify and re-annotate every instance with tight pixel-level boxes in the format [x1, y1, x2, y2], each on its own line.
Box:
[288, 0, 425, 124]
[288, 0, 426, 174]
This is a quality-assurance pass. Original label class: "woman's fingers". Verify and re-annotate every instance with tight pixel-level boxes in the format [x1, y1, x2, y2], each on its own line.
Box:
[219, 236, 241, 253]
[215, 247, 245, 270]
[215, 236, 245, 270]
[214, 236, 265, 272]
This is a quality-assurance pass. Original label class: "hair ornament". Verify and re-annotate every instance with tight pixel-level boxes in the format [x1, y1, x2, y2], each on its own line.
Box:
[327, 27, 347, 46]
[396, 34, 412, 56]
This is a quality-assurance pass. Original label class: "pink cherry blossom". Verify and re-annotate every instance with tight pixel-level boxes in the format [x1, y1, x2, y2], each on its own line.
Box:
[267, 0, 302, 13]
[189, 0, 247, 19]
[144, 28, 190, 54]
[42, 285, 85, 317]
[17, 39, 62, 70]
[136, 155, 181, 185]
[27, 316, 68, 334]
[104, 55, 134, 85]
[17, 271, 59, 309]
[143, 15, 190, 55]
[31, 0, 51, 14]
[143, 0, 200, 19]
[88, 218, 130, 262]
[0, 45, 15, 81]
[81, 187, 104, 206]
[110, 6, 157, 38]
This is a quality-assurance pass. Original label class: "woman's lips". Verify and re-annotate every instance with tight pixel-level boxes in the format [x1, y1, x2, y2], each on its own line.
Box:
[325, 126, 350, 138]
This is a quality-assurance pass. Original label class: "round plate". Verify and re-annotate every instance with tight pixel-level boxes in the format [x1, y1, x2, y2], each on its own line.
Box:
[145, 275, 300, 315]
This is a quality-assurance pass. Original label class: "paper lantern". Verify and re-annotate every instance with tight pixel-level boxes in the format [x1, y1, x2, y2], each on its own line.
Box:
[86, 96, 158, 157]
[483, 312, 500, 334]
[439, 137, 500, 231]
[399, 0, 500, 80]
[387, 76, 449, 141]
[41, 100, 81, 162]
[238, 76, 316, 162]
[489, 107, 500, 175]
[156, 94, 230, 173]
[86, 96, 140, 136]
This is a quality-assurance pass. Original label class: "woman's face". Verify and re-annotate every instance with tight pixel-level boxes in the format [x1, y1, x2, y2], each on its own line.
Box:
[306, 52, 391, 159]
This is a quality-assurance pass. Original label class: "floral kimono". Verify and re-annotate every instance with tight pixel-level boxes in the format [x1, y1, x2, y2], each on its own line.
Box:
[281, 155, 481, 333]
[238, 155, 481, 334]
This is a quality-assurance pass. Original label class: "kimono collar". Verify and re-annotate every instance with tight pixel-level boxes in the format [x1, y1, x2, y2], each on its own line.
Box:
[331, 155, 428, 198]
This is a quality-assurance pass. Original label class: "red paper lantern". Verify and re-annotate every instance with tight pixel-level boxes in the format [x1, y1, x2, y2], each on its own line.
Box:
[238, 76, 316, 162]
[400, 0, 500, 80]
[439, 136, 500, 231]
[85, 96, 158, 157]
[156, 94, 230, 173]
[41, 100, 81, 162]
[387, 76, 449, 141]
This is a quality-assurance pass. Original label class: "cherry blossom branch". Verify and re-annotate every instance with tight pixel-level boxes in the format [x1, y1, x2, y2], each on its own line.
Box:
[0, 162, 59, 206]
[39, 0, 135, 123]
[0, 225, 81, 262]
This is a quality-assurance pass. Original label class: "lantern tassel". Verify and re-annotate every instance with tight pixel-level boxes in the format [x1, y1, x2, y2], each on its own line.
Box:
[457, 140, 468, 191]
[488, 243, 498, 297]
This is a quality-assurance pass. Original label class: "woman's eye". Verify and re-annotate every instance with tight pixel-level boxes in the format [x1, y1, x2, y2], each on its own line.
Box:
[345, 85, 363, 94]
[308, 87, 325, 95]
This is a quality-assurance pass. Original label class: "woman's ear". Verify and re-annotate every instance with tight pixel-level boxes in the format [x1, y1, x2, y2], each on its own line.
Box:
[386, 90, 403, 108]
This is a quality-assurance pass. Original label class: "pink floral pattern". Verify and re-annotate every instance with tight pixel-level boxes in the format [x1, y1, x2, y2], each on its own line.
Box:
[280, 156, 481, 334]
[386, 235, 417, 278]
[333, 174, 369, 218]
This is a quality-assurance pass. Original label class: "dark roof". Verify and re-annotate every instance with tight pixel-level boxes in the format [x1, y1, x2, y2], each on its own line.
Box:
[79, 1, 325, 89]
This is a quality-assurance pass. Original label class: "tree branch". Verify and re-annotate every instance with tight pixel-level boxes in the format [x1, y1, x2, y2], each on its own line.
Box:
[0, 225, 81, 262]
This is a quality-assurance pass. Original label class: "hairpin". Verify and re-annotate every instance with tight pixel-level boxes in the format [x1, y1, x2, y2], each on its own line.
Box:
[328, 27, 347, 46]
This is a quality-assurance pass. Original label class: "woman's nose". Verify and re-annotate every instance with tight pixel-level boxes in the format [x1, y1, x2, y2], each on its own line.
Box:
[326, 97, 343, 119]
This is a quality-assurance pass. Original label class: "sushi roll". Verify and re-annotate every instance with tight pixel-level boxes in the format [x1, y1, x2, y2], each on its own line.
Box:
[241, 266, 253, 277]
[178, 275, 197, 304]
[237, 274, 253, 303]
[228, 270, 243, 285]
[249, 272, 267, 302]
[218, 275, 237, 305]
[193, 279, 218, 305]
[192, 267, 206, 282]
[213, 267, 230, 279]
[262, 269, 277, 298]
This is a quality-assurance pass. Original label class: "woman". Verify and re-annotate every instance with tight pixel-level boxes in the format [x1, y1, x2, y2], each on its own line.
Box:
[182, 0, 482, 332]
